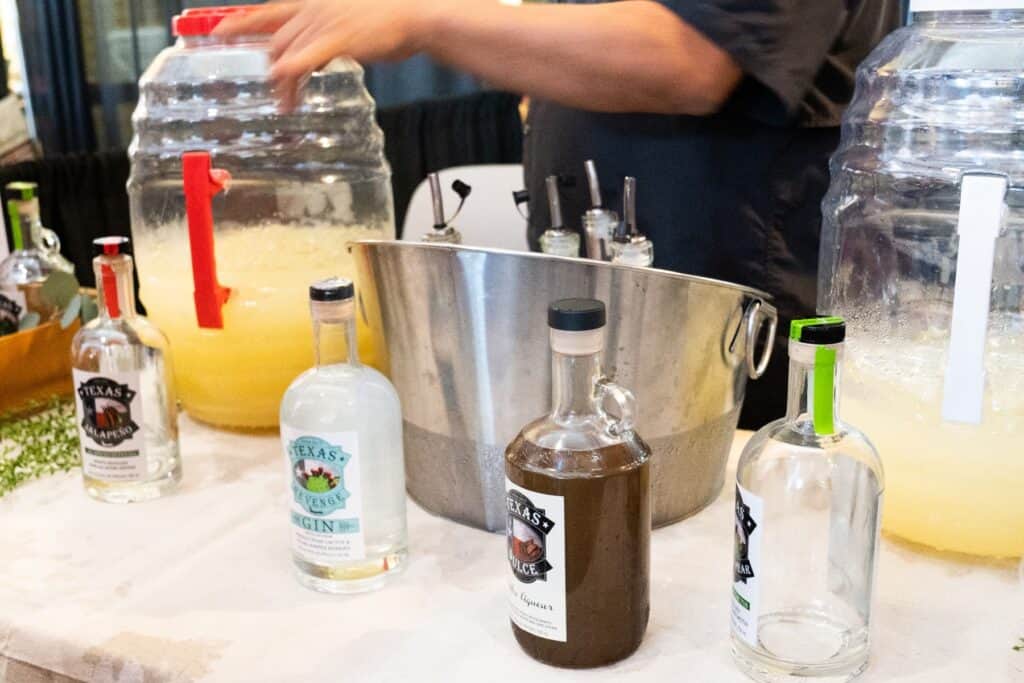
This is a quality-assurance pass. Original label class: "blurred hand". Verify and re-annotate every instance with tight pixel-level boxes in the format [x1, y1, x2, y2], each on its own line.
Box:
[216, 0, 441, 110]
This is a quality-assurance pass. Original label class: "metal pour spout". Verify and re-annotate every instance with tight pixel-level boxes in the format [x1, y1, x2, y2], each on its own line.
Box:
[546, 175, 564, 230]
[585, 159, 603, 209]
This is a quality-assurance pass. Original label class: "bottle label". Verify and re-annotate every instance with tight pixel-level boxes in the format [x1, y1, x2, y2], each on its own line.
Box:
[505, 480, 567, 642]
[282, 427, 365, 565]
[731, 482, 764, 647]
[0, 289, 23, 334]
[72, 369, 146, 481]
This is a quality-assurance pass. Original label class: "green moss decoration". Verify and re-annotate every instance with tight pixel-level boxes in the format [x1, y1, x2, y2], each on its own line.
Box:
[0, 397, 80, 497]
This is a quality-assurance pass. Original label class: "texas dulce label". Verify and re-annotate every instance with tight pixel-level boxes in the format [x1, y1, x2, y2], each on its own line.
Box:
[506, 480, 567, 642]
[72, 369, 146, 482]
[731, 482, 764, 647]
[282, 427, 365, 565]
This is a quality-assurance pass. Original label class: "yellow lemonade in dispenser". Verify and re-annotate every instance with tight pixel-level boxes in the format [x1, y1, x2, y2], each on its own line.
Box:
[135, 224, 383, 428]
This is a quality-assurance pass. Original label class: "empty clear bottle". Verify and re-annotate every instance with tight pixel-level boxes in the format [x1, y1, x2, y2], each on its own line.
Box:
[71, 237, 181, 503]
[539, 175, 581, 257]
[610, 176, 654, 267]
[0, 181, 73, 326]
[731, 317, 883, 682]
[280, 278, 408, 593]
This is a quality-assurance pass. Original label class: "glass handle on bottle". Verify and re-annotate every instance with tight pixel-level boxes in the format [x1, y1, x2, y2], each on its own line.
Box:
[595, 377, 637, 437]
[40, 228, 61, 255]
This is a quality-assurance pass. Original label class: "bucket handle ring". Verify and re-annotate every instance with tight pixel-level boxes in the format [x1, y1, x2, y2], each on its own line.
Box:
[745, 299, 777, 380]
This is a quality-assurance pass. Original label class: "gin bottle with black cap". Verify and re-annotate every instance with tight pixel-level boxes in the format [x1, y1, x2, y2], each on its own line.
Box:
[280, 278, 407, 593]
[730, 317, 883, 683]
[70, 236, 181, 503]
[505, 298, 651, 668]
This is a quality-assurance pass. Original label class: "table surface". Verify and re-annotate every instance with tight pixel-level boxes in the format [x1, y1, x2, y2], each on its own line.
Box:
[1, 417, 1022, 683]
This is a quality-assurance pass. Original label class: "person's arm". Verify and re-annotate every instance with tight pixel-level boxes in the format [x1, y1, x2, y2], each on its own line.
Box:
[216, 0, 742, 116]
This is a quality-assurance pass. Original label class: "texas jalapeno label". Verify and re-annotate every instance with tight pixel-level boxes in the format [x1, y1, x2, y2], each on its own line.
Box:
[72, 370, 146, 482]
[505, 481, 567, 642]
[731, 482, 764, 647]
[282, 427, 366, 565]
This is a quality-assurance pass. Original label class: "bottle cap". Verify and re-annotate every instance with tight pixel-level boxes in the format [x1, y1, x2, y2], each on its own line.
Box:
[790, 317, 846, 344]
[548, 298, 606, 331]
[5, 181, 37, 202]
[310, 277, 355, 302]
[172, 6, 260, 37]
[93, 236, 132, 257]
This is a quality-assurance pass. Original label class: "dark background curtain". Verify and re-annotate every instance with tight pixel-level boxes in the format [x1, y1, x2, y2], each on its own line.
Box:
[0, 91, 524, 288]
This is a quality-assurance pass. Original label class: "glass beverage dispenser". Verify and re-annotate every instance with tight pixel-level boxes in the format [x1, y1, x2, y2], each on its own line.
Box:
[129, 7, 395, 428]
[821, 1, 1024, 557]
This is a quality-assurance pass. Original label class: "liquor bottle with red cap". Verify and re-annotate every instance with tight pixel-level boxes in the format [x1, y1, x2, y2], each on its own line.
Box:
[71, 236, 181, 503]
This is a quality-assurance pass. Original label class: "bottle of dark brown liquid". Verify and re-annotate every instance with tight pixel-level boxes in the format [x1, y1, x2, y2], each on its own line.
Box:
[505, 298, 651, 668]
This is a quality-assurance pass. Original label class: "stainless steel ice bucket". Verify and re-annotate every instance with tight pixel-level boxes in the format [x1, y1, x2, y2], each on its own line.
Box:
[351, 241, 777, 531]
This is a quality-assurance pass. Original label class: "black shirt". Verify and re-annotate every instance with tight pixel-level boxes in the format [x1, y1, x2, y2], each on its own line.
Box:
[523, 0, 902, 427]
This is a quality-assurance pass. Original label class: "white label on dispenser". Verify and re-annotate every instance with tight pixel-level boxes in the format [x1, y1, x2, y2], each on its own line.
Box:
[282, 426, 366, 564]
[942, 173, 1007, 425]
[72, 369, 147, 481]
[506, 480, 567, 642]
[731, 482, 763, 648]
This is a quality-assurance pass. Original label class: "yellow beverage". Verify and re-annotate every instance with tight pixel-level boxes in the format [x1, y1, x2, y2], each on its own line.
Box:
[843, 332, 1024, 558]
[135, 224, 384, 429]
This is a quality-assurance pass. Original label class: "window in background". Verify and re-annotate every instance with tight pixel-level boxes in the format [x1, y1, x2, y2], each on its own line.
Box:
[18, 0, 482, 157]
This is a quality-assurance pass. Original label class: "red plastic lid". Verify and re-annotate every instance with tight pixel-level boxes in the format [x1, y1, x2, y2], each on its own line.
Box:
[172, 6, 260, 37]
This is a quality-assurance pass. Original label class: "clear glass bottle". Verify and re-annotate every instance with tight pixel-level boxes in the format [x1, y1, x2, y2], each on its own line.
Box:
[422, 172, 463, 245]
[539, 175, 581, 258]
[71, 237, 181, 503]
[280, 278, 408, 594]
[505, 298, 651, 668]
[731, 317, 883, 683]
[0, 181, 74, 324]
[581, 160, 617, 261]
[610, 176, 654, 267]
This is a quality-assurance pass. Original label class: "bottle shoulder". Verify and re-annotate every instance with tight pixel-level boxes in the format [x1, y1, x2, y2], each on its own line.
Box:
[506, 418, 650, 478]
[739, 417, 885, 485]
[74, 316, 169, 352]
[281, 364, 400, 413]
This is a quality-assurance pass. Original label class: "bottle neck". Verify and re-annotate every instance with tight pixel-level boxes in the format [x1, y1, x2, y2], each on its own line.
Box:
[312, 301, 359, 368]
[94, 255, 137, 320]
[550, 348, 602, 420]
[786, 340, 843, 436]
[8, 198, 41, 251]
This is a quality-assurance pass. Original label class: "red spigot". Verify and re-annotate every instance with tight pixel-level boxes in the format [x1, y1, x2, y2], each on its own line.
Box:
[182, 151, 232, 329]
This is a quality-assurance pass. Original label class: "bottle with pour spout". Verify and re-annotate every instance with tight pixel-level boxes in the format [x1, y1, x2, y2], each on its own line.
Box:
[539, 175, 581, 257]
[70, 237, 181, 503]
[581, 160, 617, 261]
[610, 176, 654, 267]
[505, 298, 651, 668]
[731, 317, 883, 682]
[422, 172, 472, 244]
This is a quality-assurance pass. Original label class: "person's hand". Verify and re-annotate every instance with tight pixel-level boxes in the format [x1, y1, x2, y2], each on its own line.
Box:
[216, 0, 442, 110]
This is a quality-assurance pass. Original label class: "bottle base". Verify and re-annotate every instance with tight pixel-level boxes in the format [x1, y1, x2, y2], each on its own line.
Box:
[731, 608, 869, 683]
[84, 470, 181, 503]
[294, 549, 408, 595]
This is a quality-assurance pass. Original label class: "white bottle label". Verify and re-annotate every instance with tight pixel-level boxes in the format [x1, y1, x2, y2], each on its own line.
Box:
[0, 287, 24, 331]
[731, 482, 764, 648]
[72, 369, 147, 482]
[282, 427, 365, 565]
[506, 479, 567, 642]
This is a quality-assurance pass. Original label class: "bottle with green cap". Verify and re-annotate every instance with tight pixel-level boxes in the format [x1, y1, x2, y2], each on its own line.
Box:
[279, 277, 408, 594]
[730, 317, 883, 683]
[0, 181, 74, 331]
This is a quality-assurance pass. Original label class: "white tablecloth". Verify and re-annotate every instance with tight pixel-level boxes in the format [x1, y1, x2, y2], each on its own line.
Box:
[1, 417, 1021, 682]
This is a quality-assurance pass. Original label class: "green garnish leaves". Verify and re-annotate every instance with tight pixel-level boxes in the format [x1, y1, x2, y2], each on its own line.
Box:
[0, 397, 80, 497]
[41, 271, 79, 310]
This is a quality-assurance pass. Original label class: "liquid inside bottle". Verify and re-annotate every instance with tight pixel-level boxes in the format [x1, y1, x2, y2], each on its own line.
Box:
[280, 277, 408, 593]
[71, 237, 181, 503]
[505, 298, 650, 668]
[731, 318, 883, 682]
